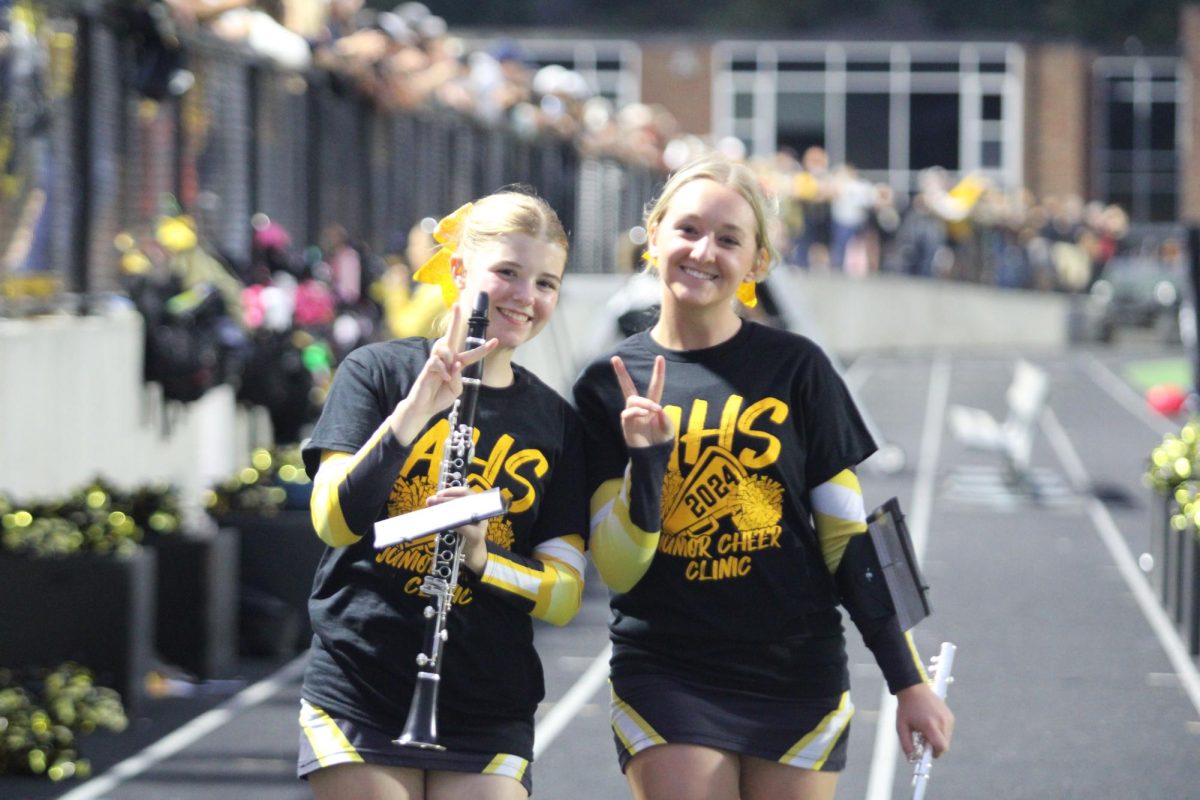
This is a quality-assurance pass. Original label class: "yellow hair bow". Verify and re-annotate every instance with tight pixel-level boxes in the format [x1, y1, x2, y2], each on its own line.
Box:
[413, 202, 474, 307]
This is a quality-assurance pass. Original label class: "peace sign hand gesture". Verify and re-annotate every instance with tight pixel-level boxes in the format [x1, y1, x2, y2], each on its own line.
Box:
[390, 303, 498, 446]
[612, 355, 674, 449]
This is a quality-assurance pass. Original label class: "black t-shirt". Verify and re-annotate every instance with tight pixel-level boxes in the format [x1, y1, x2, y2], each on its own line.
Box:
[574, 321, 877, 697]
[302, 338, 588, 747]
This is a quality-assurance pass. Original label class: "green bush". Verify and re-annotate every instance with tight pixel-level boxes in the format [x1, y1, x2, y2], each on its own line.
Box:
[0, 663, 127, 780]
[204, 446, 311, 517]
[0, 480, 181, 558]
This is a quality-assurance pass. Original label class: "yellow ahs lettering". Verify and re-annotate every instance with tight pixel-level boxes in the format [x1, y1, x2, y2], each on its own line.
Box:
[678, 396, 744, 466]
[736, 397, 787, 468]
[475, 433, 513, 489]
[503, 449, 548, 513]
[401, 420, 450, 481]
[472, 432, 548, 514]
[664, 405, 683, 473]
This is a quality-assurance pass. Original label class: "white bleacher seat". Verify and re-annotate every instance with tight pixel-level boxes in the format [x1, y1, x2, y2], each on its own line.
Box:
[948, 359, 1050, 485]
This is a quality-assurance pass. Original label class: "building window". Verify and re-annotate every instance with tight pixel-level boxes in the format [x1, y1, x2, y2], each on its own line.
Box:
[910, 93, 960, 171]
[845, 93, 889, 169]
[1093, 56, 1181, 223]
[712, 40, 1023, 194]
[777, 91, 827, 157]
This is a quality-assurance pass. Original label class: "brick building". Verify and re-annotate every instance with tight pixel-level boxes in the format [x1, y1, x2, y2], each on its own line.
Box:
[471, 3, 1200, 225]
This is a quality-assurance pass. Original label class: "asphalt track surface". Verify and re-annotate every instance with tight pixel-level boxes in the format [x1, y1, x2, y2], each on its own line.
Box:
[8, 338, 1200, 800]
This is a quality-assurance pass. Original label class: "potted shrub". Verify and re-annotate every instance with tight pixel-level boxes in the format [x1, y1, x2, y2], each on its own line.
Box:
[1145, 420, 1200, 654]
[205, 447, 322, 654]
[0, 490, 155, 711]
[0, 662, 128, 783]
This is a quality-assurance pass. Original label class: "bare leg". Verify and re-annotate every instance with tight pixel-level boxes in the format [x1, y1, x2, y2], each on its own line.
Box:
[427, 770, 528, 799]
[739, 754, 839, 800]
[626, 744, 740, 800]
[309, 762, 424, 800]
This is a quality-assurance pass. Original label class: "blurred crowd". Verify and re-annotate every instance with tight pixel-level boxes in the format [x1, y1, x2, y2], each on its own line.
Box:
[122, 0, 1153, 294]
[131, 0, 681, 169]
[758, 146, 1138, 292]
[114, 198, 446, 443]
[0, 0, 1164, 452]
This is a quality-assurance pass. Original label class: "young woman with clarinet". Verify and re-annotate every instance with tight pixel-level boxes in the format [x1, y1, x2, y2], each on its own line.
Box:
[572, 154, 954, 800]
[297, 190, 588, 800]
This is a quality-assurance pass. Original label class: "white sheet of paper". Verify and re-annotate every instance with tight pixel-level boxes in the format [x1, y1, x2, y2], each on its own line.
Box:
[372, 488, 506, 548]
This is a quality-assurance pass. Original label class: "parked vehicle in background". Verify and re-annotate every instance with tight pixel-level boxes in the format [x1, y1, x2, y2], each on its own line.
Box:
[1088, 254, 1189, 343]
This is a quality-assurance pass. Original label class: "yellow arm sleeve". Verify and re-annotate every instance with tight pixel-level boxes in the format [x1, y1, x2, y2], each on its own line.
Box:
[588, 468, 661, 593]
[310, 451, 362, 547]
[309, 419, 399, 547]
[811, 468, 868, 573]
[814, 469, 928, 690]
[479, 534, 587, 626]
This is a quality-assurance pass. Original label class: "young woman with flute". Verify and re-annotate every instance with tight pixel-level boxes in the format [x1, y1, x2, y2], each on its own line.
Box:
[573, 154, 955, 800]
[297, 190, 588, 799]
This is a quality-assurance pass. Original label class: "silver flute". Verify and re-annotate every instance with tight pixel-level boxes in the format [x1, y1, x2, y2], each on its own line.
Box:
[911, 641, 957, 800]
[396, 291, 490, 750]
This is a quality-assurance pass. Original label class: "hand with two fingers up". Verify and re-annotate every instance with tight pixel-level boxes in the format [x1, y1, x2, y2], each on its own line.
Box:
[389, 302, 498, 447]
[611, 354, 674, 448]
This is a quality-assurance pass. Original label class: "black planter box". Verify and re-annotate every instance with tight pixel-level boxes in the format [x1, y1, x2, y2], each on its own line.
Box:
[152, 528, 240, 678]
[1149, 489, 1172, 607]
[214, 510, 325, 652]
[1169, 516, 1189, 625]
[1178, 527, 1200, 655]
[0, 548, 156, 711]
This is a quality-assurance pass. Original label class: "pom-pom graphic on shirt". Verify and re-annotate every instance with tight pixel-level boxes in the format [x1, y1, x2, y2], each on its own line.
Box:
[734, 475, 783, 530]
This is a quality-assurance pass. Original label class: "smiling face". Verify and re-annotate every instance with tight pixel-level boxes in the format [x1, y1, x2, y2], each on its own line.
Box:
[454, 233, 566, 351]
[648, 178, 763, 314]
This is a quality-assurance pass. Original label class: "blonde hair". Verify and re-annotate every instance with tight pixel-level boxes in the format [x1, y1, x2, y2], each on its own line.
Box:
[455, 189, 569, 262]
[644, 153, 779, 272]
[431, 189, 569, 335]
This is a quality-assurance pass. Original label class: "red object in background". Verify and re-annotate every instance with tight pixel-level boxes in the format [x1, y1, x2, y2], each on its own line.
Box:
[1146, 383, 1188, 416]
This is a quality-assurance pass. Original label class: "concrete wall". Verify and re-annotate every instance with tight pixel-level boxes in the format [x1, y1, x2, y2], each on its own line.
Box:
[0, 307, 270, 524]
[0, 273, 1070, 511]
[765, 269, 1073, 356]
[516, 271, 1074, 396]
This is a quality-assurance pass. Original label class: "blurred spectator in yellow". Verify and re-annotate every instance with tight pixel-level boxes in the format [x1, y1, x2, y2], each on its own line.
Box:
[371, 222, 443, 339]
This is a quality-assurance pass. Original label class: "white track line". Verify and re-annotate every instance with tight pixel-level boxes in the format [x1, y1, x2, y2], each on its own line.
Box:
[57, 654, 308, 800]
[1041, 407, 1200, 719]
[534, 642, 613, 759]
[843, 352, 875, 392]
[865, 352, 951, 800]
[1084, 353, 1177, 434]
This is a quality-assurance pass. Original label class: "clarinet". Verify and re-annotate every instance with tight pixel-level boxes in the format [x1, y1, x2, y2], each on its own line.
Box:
[396, 291, 490, 750]
[911, 641, 957, 800]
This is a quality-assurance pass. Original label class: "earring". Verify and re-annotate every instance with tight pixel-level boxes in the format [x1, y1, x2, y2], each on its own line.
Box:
[641, 250, 658, 270]
[737, 278, 758, 308]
